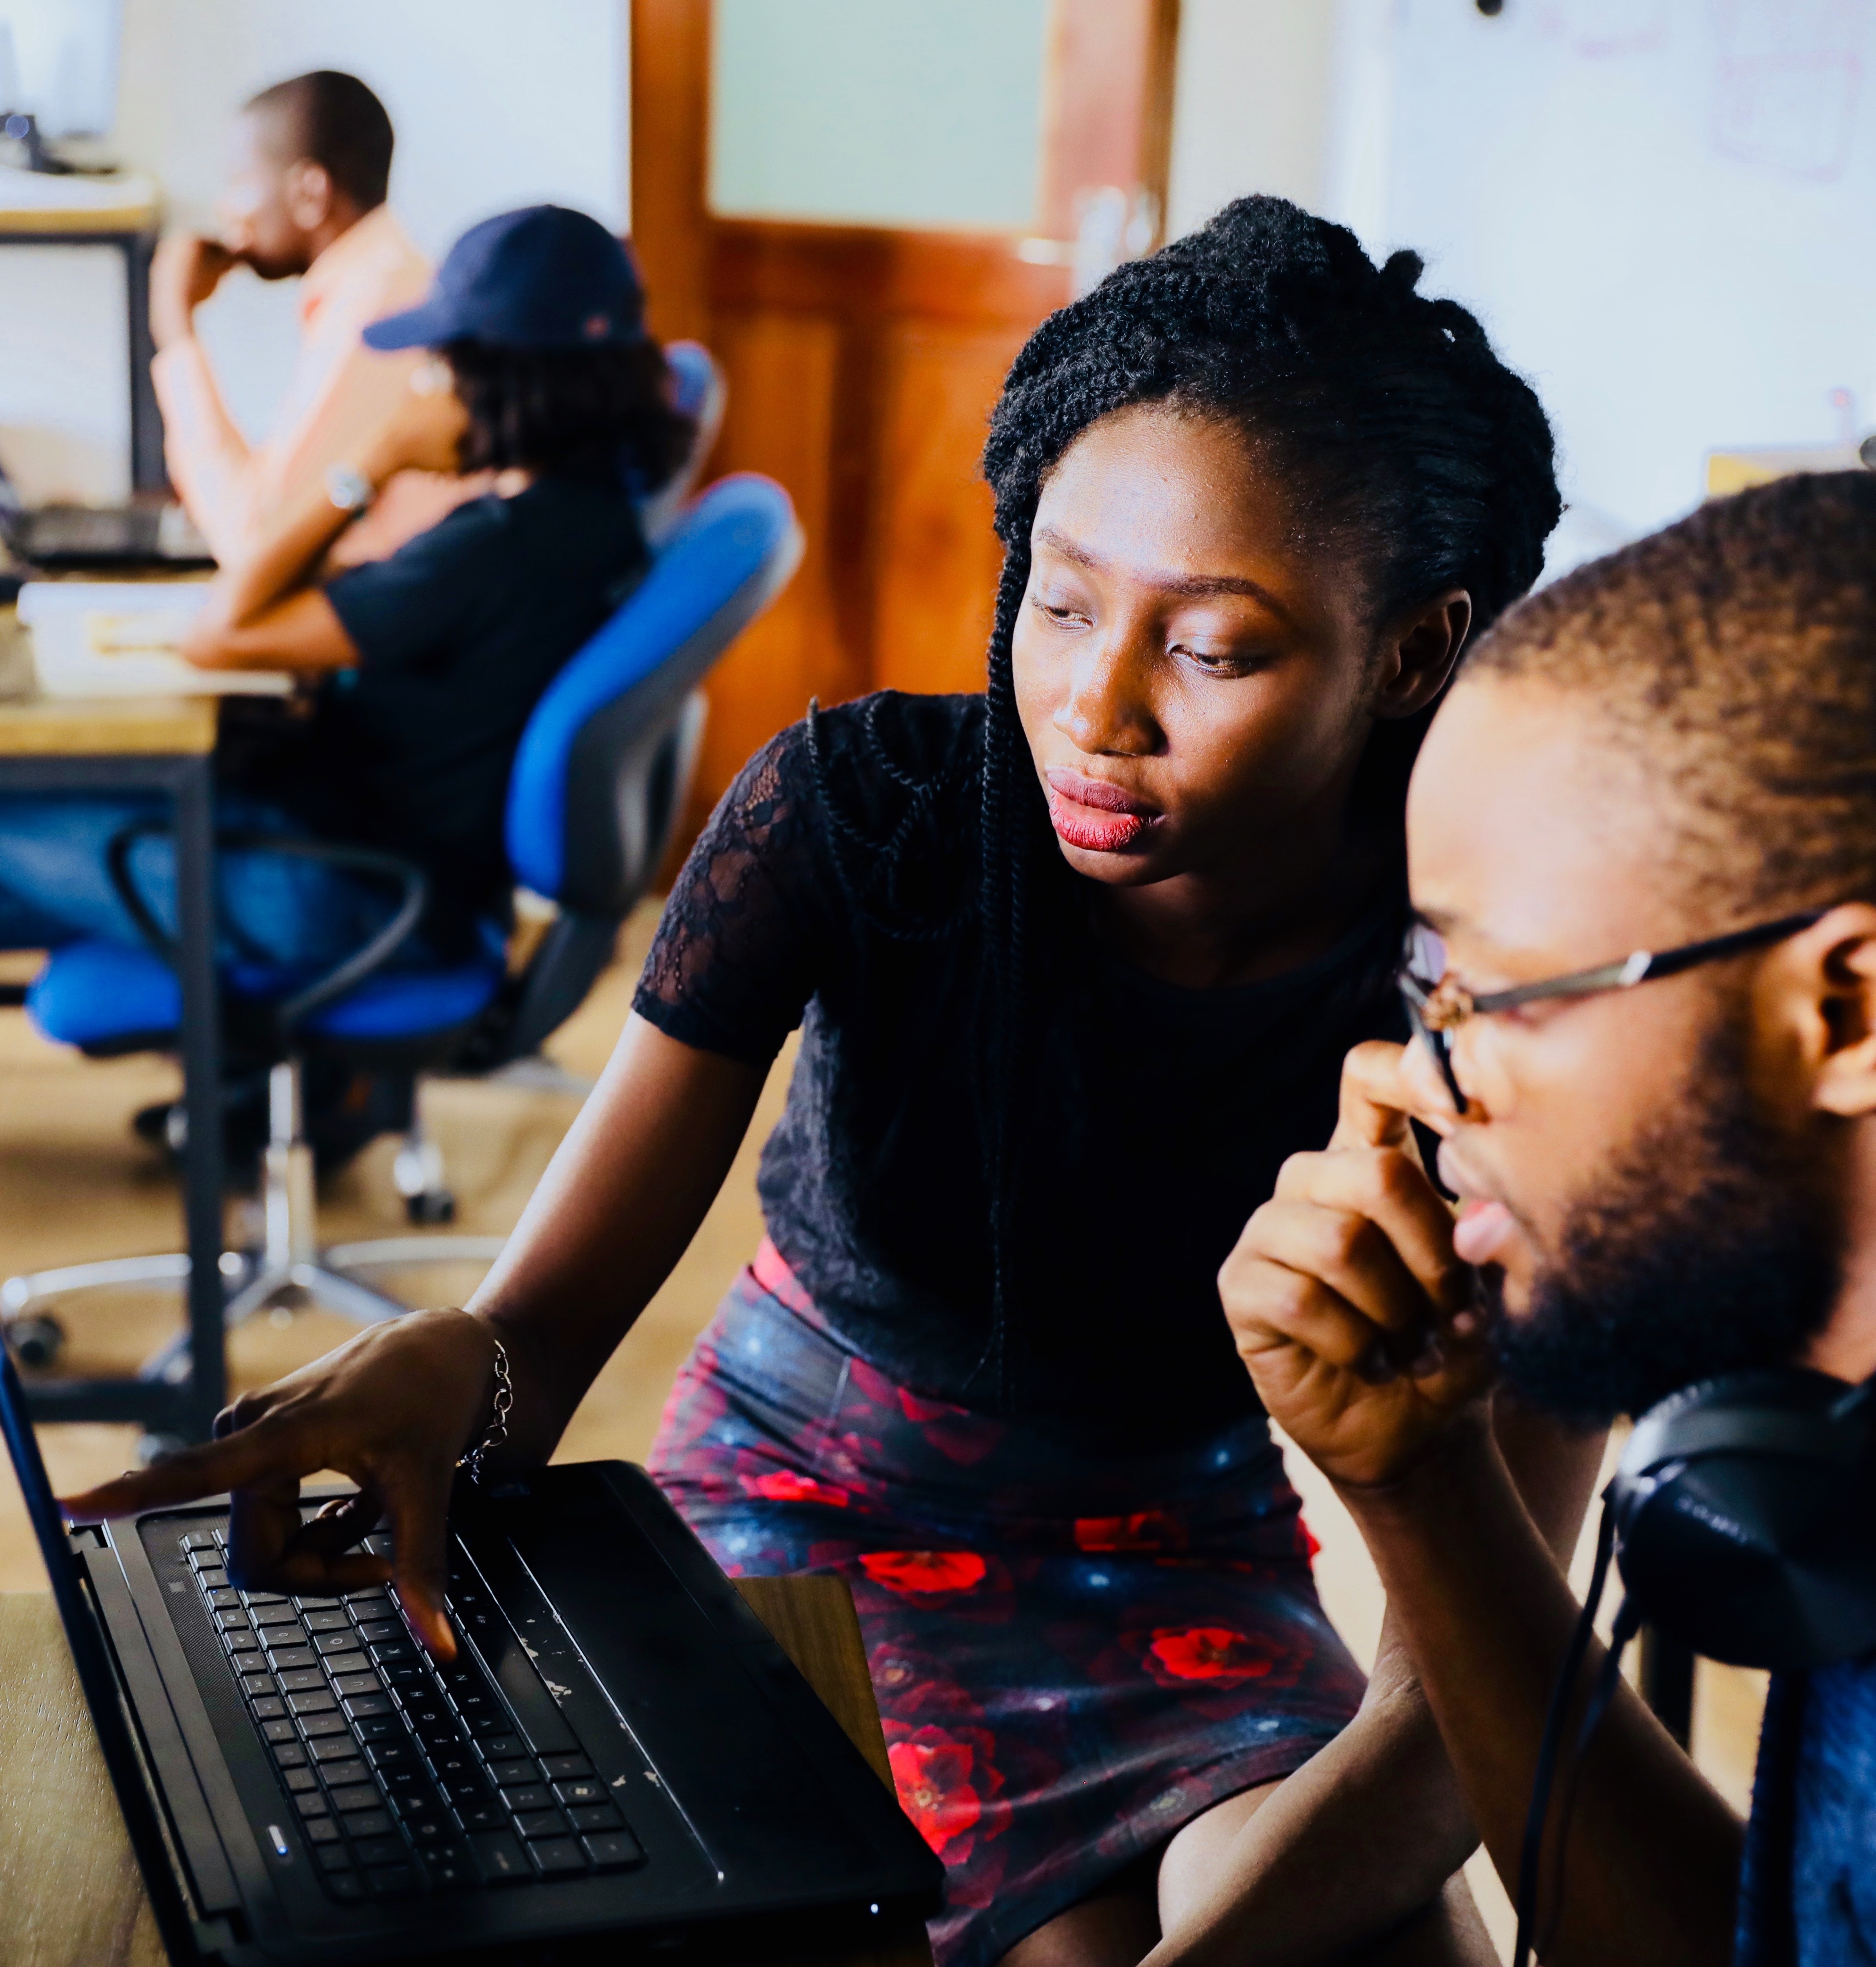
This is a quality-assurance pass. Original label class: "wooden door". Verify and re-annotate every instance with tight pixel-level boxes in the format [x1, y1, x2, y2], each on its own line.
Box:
[631, 0, 1180, 832]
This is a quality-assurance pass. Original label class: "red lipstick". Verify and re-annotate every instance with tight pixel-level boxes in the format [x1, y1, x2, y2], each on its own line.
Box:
[1044, 768, 1156, 853]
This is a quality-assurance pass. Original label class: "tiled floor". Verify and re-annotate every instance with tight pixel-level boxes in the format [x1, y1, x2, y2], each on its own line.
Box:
[0, 903, 1764, 1959]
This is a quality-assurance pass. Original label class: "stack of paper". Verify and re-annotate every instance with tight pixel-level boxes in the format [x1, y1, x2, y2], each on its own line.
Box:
[17, 582, 294, 697]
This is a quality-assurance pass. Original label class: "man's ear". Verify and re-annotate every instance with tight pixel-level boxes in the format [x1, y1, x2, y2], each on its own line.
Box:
[1793, 905, 1876, 1117]
[1372, 589, 1474, 721]
[284, 160, 334, 233]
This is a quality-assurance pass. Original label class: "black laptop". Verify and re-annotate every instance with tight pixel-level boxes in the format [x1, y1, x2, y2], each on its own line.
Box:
[0, 1347, 940, 1964]
[0, 462, 215, 570]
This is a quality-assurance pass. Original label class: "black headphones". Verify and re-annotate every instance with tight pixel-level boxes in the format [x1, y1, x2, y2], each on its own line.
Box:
[1513, 1368, 1876, 1965]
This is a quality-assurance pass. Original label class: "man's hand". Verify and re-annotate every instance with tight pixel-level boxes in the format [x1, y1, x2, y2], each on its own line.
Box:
[1219, 1041, 1494, 1488]
[150, 234, 239, 351]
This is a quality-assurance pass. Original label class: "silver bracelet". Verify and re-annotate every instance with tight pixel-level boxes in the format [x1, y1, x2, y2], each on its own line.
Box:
[459, 1337, 512, 1484]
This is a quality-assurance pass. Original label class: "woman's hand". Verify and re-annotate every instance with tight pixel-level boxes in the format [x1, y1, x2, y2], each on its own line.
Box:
[60, 1309, 505, 1659]
[1219, 1040, 1494, 1489]
[359, 361, 471, 483]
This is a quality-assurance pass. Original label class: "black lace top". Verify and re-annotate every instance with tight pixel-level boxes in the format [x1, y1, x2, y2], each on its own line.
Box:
[635, 691, 1409, 1450]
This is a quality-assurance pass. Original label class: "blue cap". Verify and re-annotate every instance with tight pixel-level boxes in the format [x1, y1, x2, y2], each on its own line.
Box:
[363, 205, 646, 353]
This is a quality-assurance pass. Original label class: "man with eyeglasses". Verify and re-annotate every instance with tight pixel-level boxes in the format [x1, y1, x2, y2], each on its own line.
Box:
[1219, 470, 1876, 1967]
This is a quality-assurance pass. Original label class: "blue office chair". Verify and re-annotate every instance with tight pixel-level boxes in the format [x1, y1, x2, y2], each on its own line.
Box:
[2, 471, 802, 1388]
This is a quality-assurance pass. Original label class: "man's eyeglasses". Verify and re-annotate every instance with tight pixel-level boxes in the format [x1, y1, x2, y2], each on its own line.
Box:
[1397, 910, 1828, 1111]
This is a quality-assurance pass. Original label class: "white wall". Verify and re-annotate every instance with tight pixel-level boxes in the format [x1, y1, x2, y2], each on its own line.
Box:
[0, 0, 628, 499]
[1166, 0, 1876, 567]
[1166, 0, 1339, 238]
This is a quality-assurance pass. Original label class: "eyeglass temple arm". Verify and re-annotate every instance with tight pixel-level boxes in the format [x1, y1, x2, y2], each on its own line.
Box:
[1472, 911, 1828, 1017]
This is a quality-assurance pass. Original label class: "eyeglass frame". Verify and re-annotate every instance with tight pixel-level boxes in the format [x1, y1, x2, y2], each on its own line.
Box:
[1397, 909, 1829, 1111]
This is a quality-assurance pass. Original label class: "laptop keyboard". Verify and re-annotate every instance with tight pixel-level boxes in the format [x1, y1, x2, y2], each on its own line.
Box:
[180, 1527, 645, 1903]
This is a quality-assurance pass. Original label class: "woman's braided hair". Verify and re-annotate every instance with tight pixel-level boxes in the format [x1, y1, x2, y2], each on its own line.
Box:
[967, 194, 1561, 1409]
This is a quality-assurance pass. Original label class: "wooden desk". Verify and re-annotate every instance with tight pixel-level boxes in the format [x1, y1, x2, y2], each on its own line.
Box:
[0, 1577, 933, 1967]
[0, 669, 228, 1439]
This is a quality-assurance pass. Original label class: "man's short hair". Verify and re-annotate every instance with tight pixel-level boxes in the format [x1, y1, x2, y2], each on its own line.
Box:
[245, 71, 394, 212]
[1461, 470, 1876, 921]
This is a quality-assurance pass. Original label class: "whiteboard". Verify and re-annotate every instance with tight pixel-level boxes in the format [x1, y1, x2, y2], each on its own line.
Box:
[1334, 0, 1876, 564]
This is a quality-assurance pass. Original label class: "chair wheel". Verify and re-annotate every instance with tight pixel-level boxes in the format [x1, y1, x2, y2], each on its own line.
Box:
[135, 1432, 191, 1469]
[405, 1190, 456, 1226]
[7, 1314, 65, 1370]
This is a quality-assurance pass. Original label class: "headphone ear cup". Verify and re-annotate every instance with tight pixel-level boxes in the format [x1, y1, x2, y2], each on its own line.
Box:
[1612, 1371, 1876, 1674]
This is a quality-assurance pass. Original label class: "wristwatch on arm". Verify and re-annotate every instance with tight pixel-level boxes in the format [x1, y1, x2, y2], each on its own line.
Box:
[324, 463, 376, 517]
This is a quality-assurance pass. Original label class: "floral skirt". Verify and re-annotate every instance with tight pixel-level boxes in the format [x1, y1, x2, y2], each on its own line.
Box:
[647, 1243, 1366, 1967]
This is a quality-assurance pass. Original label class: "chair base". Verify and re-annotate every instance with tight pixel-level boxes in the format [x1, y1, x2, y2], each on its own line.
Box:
[0, 1059, 504, 1388]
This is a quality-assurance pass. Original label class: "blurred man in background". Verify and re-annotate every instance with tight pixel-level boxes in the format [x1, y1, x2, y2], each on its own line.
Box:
[150, 69, 482, 566]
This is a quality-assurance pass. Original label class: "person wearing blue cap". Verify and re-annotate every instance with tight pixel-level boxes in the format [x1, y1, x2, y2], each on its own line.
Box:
[0, 206, 694, 991]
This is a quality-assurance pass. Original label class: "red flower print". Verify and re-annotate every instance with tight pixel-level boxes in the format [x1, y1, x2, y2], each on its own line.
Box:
[739, 1470, 849, 1508]
[859, 1549, 987, 1596]
[1144, 1625, 1286, 1687]
[1074, 1510, 1184, 1553]
[888, 1731, 981, 1856]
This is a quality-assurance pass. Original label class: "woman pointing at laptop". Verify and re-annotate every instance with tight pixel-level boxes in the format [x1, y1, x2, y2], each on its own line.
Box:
[70, 199, 1598, 1967]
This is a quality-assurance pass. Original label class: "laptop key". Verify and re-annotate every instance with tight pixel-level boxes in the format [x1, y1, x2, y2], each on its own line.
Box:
[214, 1610, 250, 1632]
[320, 1760, 370, 1789]
[388, 1783, 444, 1818]
[344, 1694, 396, 1721]
[469, 1831, 530, 1885]
[313, 1630, 359, 1654]
[195, 1567, 228, 1590]
[207, 1588, 241, 1609]
[377, 1766, 434, 1800]
[356, 1619, 402, 1645]
[430, 1746, 480, 1784]
[366, 1864, 420, 1899]
[305, 1818, 341, 1845]
[267, 1649, 318, 1673]
[554, 1778, 606, 1808]
[501, 1785, 551, 1814]
[272, 1740, 308, 1769]
[224, 1631, 260, 1654]
[529, 1838, 587, 1878]
[252, 1696, 288, 1722]
[443, 1774, 495, 1809]
[350, 1711, 401, 1740]
[315, 1843, 354, 1873]
[325, 1872, 368, 1902]
[513, 1808, 564, 1840]
[568, 1799, 622, 1829]
[300, 1711, 350, 1738]
[477, 1734, 526, 1762]
[457, 1801, 506, 1832]
[421, 1848, 478, 1892]
[302, 1608, 350, 1633]
[252, 1603, 300, 1626]
[328, 1784, 381, 1814]
[284, 1769, 318, 1794]
[294, 1792, 329, 1818]
[540, 1753, 593, 1781]
[262, 1719, 298, 1745]
[487, 1759, 536, 1788]
[244, 1593, 289, 1607]
[343, 1810, 394, 1839]
[182, 1530, 217, 1550]
[287, 1690, 336, 1715]
[583, 1829, 645, 1871]
[332, 1671, 380, 1698]
[402, 1812, 456, 1846]
[351, 1835, 406, 1867]
[278, 1667, 326, 1693]
[308, 1734, 361, 1762]
[240, 1675, 277, 1701]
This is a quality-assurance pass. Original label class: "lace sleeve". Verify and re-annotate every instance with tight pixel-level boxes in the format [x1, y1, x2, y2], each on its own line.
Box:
[632, 721, 834, 1064]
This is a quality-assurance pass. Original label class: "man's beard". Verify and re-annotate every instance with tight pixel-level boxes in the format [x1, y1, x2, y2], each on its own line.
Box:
[1482, 1021, 1842, 1427]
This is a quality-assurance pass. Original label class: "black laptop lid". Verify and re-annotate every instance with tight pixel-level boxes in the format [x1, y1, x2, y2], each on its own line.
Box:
[0, 1347, 199, 1956]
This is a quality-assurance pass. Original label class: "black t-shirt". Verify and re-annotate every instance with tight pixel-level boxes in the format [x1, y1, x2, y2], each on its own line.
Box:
[634, 690, 1411, 1451]
[227, 477, 647, 948]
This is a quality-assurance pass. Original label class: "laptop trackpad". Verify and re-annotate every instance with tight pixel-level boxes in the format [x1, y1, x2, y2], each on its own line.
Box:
[465, 1486, 881, 1891]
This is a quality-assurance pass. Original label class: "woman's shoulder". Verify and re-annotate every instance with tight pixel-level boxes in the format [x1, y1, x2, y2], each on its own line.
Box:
[741, 691, 983, 934]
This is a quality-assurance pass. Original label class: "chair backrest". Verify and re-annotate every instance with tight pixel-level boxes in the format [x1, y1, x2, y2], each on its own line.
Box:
[504, 471, 802, 919]
[642, 340, 728, 546]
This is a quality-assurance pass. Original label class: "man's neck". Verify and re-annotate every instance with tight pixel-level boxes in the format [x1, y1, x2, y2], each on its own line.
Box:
[303, 197, 372, 270]
[1806, 1122, 1876, 1383]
